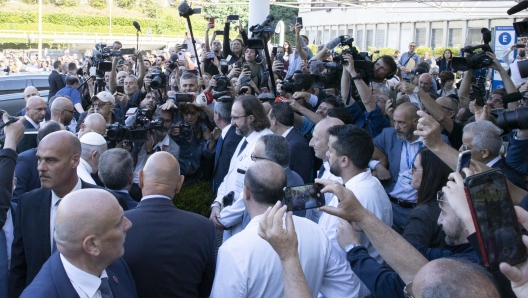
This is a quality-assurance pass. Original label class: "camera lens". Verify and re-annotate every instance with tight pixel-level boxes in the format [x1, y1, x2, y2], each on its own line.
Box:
[495, 107, 528, 134]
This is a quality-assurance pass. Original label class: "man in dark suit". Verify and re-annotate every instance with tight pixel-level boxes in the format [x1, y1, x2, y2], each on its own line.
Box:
[9, 131, 127, 298]
[20, 189, 136, 298]
[12, 122, 63, 203]
[204, 99, 242, 195]
[16, 87, 51, 121]
[17, 96, 48, 153]
[48, 61, 66, 98]
[268, 102, 313, 183]
[123, 152, 216, 298]
[99, 148, 138, 209]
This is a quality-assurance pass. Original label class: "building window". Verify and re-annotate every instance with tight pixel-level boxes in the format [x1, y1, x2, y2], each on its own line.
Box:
[415, 28, 426, 47]
[357, 29, 364, 50]
[375, 29, 385, 48]
[467, 28, 482, 46]
[366, 29, 374, 49]
[317, 29, 323, 45]
[448, 28, 462, 48]
[431, 28, 443, 48]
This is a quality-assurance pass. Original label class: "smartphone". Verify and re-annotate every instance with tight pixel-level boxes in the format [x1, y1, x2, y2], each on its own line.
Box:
[175, 93, 194, 102]
[227, 15, 239, 21]
[235, 61, 242, 69]
[120, 48, 135, 55]
[456, 150, 472, 174]
[243, 64, 250, 71]
[283, 183, 325, 212]
[290, 16, 296, 26]
[389, 86, 397, 102]
[517, 44, 526, 48]
[272, 46, 277, 56]
[296, 17, 303, 28]
[214, 30, 224, 36]
[464, 169, 527, 271]
[116, 86, 124, 93]
[277, 55, 284, 63]
[181, 44, 188, 50]
[208, 52, 215, 59]
[209, 17, 215, 26]
[178, 51, 185, 61]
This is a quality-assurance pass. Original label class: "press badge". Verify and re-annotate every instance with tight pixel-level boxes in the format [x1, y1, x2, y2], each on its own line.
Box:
[400, 175, 412, 186]
[235, 168, 247, 194]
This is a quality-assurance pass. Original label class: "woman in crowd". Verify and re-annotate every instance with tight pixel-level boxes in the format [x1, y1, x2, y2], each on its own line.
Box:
[402, 147, 452, 248]
[437, 70, 458, 97]
[171, 103, 211, 185]
[436, 49, 454, 73]
[39, 60, 51, 71]
[283, 41, 293, 62]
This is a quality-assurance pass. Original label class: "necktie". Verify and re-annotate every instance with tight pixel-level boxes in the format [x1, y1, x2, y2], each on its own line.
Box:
[214, 135, 224, 169]
[99, 277, 114, 298]
[317, 164, 326, 179]
[237, 140, 248, 157]
[52, 199, 61, 253]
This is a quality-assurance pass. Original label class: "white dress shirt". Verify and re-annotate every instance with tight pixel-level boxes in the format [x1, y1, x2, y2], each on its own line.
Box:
[77, 158, 96, 185]
[281, 126, 294, 138]
[140, 194, 171, 201]
[215, 128, 273, 242]
[51, 178, 82, 251]
[24, 115, 41, 129]
[486, 155, 502, 167]
[60, 254, 108, 298]
[211, 214, 361, 298]
[3, 209, 14, 269]
[318, 170, 393, 297]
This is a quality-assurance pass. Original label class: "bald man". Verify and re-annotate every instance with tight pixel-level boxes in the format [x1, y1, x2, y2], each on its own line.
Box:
[371, 102, 450, 233]
[50, 97, 74, 127]
[418, 73, 439, 100]
[17, 87, 51, 122]
[77, 113, 107, 138]
[20, 189, 137, 297]
[123, 152, 216, 298]
[9, 131, 127, 297]
[17, 96, 48, 153]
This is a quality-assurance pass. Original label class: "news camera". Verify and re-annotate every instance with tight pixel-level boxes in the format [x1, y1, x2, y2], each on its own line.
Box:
[106, 108, 164, 143]
[147, 69, 167, 90]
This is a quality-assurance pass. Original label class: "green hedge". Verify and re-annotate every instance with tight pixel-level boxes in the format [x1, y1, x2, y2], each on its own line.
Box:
[173, 180, 213, 217]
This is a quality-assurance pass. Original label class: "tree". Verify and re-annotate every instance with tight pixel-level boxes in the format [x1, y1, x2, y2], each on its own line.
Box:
[116, 0, 134, 9]
[270, 0, 298, 46]
[88, 0, 106, 9]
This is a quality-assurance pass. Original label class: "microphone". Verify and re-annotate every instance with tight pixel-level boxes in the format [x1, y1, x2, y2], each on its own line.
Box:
[133, 21, 141, 32]
[508, 0, 528, 15]
[500, 92, 523, 105]
[261, 15, 275, 27]
[325, 36, 342, 50]
[178, 0, 192, 16]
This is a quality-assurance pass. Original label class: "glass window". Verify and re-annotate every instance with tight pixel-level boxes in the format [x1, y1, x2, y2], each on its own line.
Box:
[0, 79, 28, 95]
[356, 29, 364, 50]
[431, 28, 444, 48]
[32, 79, 50, 91]
[448, 28, 462, 48]
[366, 30, 374, 49]
[375, 29, 385, 48]
[415, 28, 426, 47]
[466, 28, 482, 46]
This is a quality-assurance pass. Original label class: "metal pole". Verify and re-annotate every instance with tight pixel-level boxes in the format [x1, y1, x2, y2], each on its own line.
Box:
[38, 0, 42, 59]
[109, 0, 113, 37]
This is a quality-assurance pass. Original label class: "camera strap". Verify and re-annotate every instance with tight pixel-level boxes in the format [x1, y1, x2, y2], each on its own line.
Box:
[403, 53, 417, 67]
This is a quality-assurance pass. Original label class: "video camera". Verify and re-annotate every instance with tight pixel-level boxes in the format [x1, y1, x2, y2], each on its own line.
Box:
[147, 69, 167, 90]
[325, 36, 375, 85]
[0, 109, 18, 150]
[106, 108, 164, 143]
[213, 75, 230, 92]
[452, 28, 493, 72]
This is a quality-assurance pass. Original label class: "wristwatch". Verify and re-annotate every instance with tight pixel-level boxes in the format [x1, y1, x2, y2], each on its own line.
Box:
[413, 86, 420, 94]
[350, 74, 362, 81]
[344, 243, 361, 253]
[210, 201, 221, 210]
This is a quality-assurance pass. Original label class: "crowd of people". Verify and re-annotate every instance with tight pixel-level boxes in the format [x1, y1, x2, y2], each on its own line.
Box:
[2, 15, 528, 298]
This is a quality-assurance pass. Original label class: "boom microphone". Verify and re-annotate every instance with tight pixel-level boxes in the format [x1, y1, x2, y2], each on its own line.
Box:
[508, 0, 528, 15]
[326, 36, 342, 50]
[133, 21, 141, 32]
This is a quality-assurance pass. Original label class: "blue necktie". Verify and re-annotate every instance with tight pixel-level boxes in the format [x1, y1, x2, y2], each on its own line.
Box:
[317, 164, 326, 179]
[99, 277, 114, 298]
[214, 135, 224, 169]
[237, 140, 248, 157]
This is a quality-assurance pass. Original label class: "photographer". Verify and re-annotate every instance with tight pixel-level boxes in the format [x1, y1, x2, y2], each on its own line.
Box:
[222, 18, 247, 65]
[502, 42, 528, 85]
[129, 107, 180, 201]
[285, 22, 310, 79]
[171, 103, 211, 185]
[271, 46, 289, 80]
[340, 53, 391, 137]
[109, 50, 145, 94]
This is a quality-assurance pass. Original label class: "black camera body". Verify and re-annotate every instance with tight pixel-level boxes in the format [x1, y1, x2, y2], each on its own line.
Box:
[325, 36, 375, 85]
[281, 79, 299, 94]
[452, 44, 493, 72]
[178, 122, 193, 140]
[214, 75, 230, 92]
[106, 109, 164, 143]
[492, 107, 528, 135]
[148, 70, 167, 90]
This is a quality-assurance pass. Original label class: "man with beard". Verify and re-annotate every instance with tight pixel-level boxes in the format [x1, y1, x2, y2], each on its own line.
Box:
[129, 108, 180, 201]
[209, 95, 272, 243]
[370, 103, 450, 233]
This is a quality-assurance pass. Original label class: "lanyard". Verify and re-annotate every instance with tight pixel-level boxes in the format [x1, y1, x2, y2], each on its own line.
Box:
[403, 141, 423, 169]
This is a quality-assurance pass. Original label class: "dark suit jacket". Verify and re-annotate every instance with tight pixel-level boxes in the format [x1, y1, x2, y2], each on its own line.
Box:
[492, 158, 527, 190]
[0, 149, 17, 228]
[285, 128, 314, 183]
[12, 148, 40, 203]
[15, 108, 51, 122]
[212, 126, 242, 195]
[123, 197, 216, 298]
[48, 70, 66, 99]
[112, 190, 137, 210]
[16, 120, 39, 154]
[20, 252, 137, 298]
[9, 180, 128, 298]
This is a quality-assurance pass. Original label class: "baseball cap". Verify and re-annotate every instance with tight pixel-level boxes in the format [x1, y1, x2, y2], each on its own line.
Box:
[91, 91, 115, 104]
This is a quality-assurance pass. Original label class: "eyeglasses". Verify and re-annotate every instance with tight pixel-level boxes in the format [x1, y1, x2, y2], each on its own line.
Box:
[437, 190, 449, 207]
[61, 109, 74, 114]
[440, 105, 454, 111]
[230, 114, 250, 121]
[212, 42, 221, 45]
[411, 164, 422, 175]
[251, 153, 269, 161]
[403, 282, 414, 298]
[92, 103, 111, 108]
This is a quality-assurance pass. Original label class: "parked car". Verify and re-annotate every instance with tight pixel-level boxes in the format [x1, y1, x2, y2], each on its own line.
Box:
[0, 72, 50, 115]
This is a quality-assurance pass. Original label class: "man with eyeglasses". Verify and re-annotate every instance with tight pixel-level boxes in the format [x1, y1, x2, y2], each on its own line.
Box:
[209, 95, 272, 243]
[398, 42, 420, 82]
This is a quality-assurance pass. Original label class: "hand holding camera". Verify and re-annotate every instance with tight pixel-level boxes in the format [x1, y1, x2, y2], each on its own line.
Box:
[272, 60, 284, 74]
